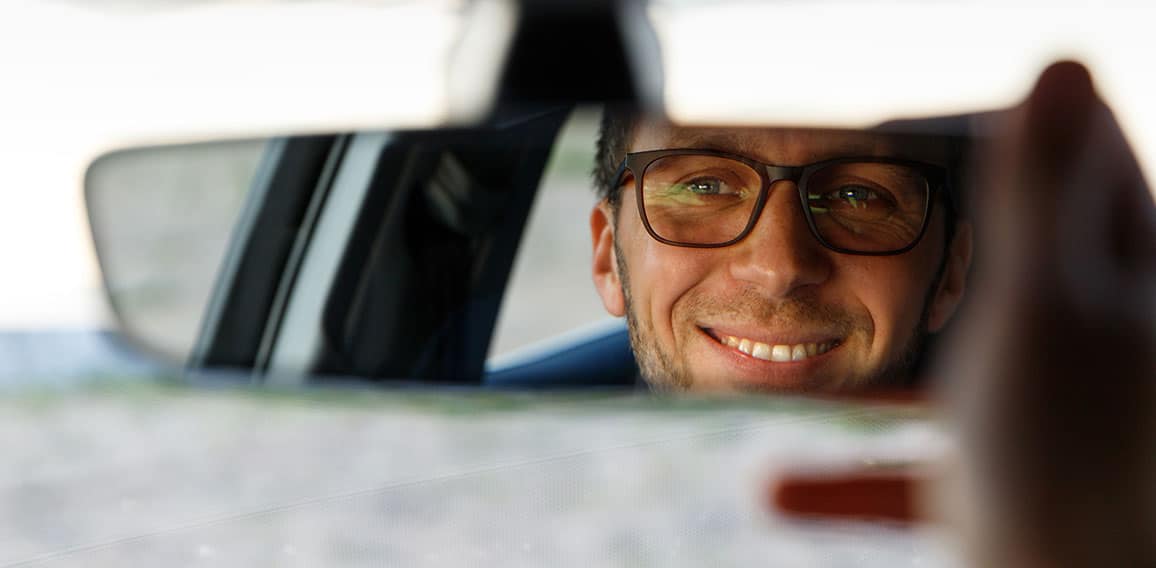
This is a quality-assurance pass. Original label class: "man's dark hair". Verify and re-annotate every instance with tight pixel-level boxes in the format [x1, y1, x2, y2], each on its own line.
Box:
[592, 105, 638, 209]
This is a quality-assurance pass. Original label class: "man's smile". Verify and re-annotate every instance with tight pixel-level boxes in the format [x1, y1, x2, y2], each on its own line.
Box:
[699, 326, 844, 362]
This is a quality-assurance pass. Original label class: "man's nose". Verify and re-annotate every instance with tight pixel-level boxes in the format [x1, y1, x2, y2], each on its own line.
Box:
[728, 181, 832, 297]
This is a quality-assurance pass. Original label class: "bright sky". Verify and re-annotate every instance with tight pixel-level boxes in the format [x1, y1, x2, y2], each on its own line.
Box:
[1, 0, 1152, 330]
[0, 1, 463, 328]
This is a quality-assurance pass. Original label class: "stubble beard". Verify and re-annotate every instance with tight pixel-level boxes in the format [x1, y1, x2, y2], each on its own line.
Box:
[615, 241, 936, 394]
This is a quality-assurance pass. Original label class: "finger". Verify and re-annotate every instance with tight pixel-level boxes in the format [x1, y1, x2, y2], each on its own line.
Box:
[936, 60, 1156, 568]
[976, 62, 1156, 317]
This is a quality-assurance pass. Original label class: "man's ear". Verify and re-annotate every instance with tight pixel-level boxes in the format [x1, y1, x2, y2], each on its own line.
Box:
[591, 201, 626, 317]
[928, 222, 974, 332]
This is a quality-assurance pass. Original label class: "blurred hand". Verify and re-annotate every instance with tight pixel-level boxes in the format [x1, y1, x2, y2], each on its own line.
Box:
[773, 61, 1156, 567]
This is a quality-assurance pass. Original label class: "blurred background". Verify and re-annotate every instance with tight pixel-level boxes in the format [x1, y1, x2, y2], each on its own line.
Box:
[2, 0, 1154, 382]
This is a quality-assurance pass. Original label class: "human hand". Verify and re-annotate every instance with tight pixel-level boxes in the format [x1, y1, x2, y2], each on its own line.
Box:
[772, 61, 1156, 567]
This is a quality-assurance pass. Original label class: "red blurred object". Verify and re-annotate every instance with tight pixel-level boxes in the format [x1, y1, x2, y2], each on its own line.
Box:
[771, 470, 927, 524]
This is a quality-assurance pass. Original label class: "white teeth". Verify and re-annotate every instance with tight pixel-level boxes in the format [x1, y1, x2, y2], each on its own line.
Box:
[791, 344, 807, 361]
[751, 342, 771, 360]
[771, 344, 792, 362]
[738, 338, 753, 355]
[720, 335, 837, 362]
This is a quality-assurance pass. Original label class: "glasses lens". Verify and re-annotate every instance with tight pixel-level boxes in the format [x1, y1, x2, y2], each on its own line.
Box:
[641, 155, 762, 245]
[804, 162, 929, 252]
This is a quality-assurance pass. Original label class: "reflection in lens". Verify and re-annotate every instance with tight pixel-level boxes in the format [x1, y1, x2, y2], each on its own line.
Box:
[805, 162, 928, 252]
[642, 155, 761, 244]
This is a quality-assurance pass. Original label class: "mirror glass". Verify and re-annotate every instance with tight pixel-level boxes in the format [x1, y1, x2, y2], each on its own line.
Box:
[85, 107, 976, 393]
[86, 140, 267, 361]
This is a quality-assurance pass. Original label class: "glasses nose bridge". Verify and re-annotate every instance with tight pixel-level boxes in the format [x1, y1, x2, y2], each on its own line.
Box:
[755, 164, 807, 220]
[761, 164, 805, 187]
[745, 163, 814, 239]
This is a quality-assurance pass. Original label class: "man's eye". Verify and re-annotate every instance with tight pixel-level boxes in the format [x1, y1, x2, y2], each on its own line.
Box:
[809, 185, 884, 211]
[676, 177, 733, 195]
[833, 186, 878, 208]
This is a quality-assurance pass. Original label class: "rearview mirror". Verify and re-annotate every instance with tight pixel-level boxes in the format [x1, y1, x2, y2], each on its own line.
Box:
[86, 107, 988, 394]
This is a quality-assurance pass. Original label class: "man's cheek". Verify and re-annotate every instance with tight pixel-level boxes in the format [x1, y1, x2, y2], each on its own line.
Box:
[866, 268, 930, 361]
[638, 253, 685, 329]
[834, 264, 903, 351]
[638, 248, 706, 342]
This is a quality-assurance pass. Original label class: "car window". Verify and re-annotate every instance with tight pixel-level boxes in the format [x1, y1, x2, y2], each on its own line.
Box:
[86, 113, 588, 381]
[487, 108, 616, 359]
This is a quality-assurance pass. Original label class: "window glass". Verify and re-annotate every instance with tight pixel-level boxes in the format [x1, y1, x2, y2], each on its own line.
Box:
[488, 108, 615, 358]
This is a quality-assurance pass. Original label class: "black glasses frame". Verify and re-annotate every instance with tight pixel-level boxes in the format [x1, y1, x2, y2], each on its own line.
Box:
[614, 148, 948, 256]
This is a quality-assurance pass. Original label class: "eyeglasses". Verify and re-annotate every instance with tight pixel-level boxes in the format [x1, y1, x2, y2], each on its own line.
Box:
[615, 149, 947, 255]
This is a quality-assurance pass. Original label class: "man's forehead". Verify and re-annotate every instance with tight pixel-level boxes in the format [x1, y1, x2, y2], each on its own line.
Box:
[629, 120, 950, 165]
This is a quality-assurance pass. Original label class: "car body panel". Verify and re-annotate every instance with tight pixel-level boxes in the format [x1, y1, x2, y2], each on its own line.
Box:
[0, 385, 953, 566]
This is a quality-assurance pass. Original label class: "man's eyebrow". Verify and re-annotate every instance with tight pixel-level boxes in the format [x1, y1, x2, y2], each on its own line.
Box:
[662, 131, 761, 155]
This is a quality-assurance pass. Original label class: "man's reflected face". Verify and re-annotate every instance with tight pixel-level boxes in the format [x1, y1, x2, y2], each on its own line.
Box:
[591, 120, 971, 393]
